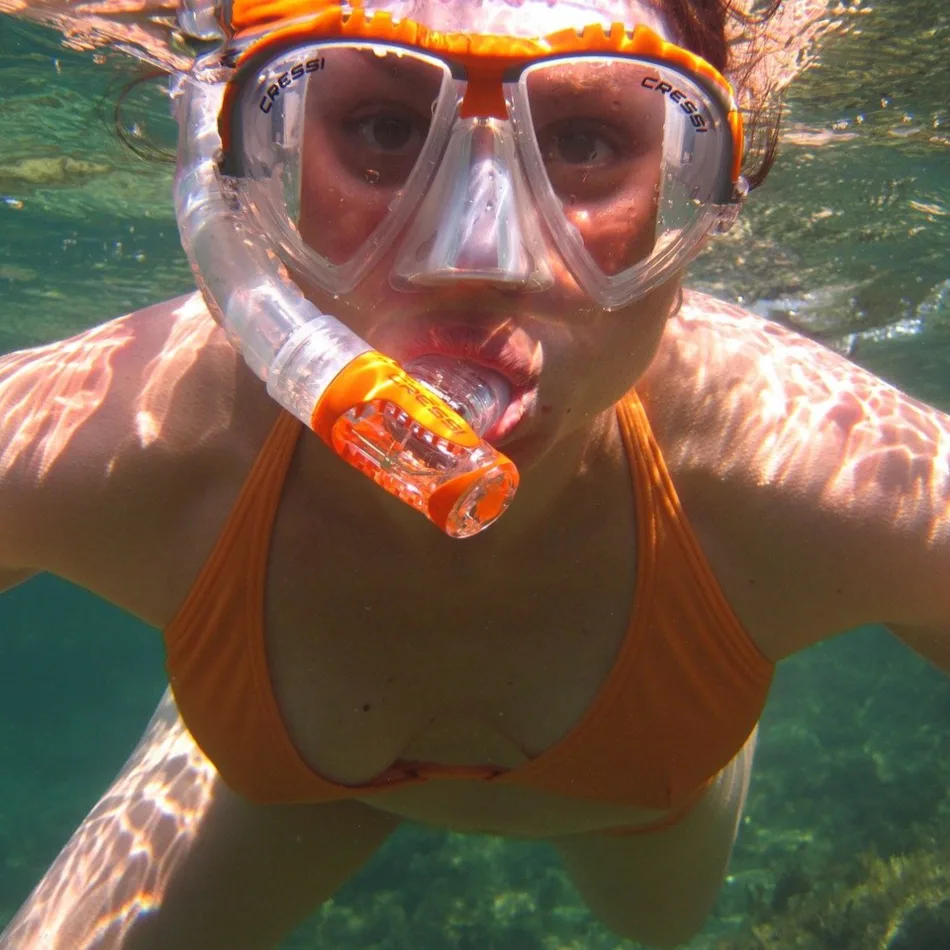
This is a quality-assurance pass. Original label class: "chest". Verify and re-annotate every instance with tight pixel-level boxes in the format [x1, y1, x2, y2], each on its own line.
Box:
[259, 470, 640, 784]
[150, 399, 783, 832]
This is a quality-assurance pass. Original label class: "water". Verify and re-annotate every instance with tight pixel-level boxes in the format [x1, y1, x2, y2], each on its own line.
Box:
[1, 3, 949, 948]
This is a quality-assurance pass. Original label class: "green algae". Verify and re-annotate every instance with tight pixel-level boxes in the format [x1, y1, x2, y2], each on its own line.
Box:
[0, 154, 112, 188]
[716, 848, 950, 950]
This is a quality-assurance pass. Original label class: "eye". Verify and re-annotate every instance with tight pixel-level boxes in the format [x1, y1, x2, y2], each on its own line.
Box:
[349, 109, 428, 154]
[539, 121, 620, 167]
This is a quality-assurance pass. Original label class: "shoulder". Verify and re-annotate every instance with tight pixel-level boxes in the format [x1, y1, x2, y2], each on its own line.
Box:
[640, 289, 925, 496]
[638, 291, 950, 658]
[0, 292, 237, 482]
[641, 290, 865, 470]
[0, 293, 276, 593]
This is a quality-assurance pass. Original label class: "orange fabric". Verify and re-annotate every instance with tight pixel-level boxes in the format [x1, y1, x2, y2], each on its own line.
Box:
[164, 392, 774, 814]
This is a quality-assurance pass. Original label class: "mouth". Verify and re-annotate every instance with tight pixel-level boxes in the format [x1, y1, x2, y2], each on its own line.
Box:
[380, 320, 543, 443]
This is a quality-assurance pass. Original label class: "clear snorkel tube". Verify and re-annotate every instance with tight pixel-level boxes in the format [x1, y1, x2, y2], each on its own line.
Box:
[172, 54, 519, 539]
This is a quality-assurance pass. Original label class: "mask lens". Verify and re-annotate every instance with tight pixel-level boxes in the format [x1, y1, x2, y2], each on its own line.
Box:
[517, 56, 735, 300]
[230, 43, 452, 284]
[225, 43, 737, 308]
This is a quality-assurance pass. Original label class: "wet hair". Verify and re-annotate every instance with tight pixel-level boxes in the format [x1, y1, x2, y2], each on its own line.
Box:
[110, 69, 176, 163]
[662, 0, 785, 190]
[115, 0, 786, 187]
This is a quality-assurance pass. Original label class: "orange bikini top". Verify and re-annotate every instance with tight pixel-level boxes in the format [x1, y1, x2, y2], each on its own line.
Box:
[164, 391, 773, 811]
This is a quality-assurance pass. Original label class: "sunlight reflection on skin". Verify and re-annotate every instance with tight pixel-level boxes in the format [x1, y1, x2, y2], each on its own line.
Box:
[132, 292, 217, 450]
[655, 295, 950, 544]
[0, 323, 132, 481]
[0, 293, 220, 483]
[0, 691, 216, 950]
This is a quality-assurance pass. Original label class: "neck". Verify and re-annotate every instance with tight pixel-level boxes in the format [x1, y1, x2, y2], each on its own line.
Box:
[488, 405, 625, 543]
[345, 411, 628, 572]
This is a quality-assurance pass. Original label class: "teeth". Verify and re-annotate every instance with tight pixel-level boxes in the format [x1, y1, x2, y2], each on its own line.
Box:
[487, 386, 538, 443]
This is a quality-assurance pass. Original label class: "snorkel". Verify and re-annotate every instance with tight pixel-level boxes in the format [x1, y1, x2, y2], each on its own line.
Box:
[173, 2, 519, 539]
[171, 0, 750, 539]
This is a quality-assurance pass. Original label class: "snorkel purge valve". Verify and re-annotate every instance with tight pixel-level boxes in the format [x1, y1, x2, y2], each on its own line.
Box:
[172, 57, 518, 539]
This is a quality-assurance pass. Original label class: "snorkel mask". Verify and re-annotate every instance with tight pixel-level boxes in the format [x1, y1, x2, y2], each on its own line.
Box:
[172, 0, 746, 537]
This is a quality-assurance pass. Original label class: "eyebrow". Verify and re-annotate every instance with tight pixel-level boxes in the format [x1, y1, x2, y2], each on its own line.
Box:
[342, 46, 447, 85]
[527, 67, 656, 98]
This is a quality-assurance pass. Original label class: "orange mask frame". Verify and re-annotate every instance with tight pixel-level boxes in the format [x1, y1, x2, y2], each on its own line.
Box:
[218, 3, 745, 182]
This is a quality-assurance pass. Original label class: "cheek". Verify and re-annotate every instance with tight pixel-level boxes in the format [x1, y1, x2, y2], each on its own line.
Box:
[297, 141, 396, 264]
[578, 282, 679, 388]
[564, 167, 661, 276]
[533, 287, 672, 389]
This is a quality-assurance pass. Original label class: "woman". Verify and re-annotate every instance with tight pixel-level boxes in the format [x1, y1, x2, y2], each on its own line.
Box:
[0, 1, 947, 948]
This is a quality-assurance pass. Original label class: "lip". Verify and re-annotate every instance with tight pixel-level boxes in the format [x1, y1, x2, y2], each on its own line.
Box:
[378, 319, 543, 393]
[483, 386, 538, 442]
[375, 318, 542, 443]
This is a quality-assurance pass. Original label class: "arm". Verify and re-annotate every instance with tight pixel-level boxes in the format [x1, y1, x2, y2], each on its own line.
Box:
[0, 294, 251, 621]
[0, 345, 54, 581]
[643, 298, 950, 669]
[820, 385, 950, 675]
[756, 343, 950, 673]
[763, 366, 950, 673]
[0, 316, 143, 586]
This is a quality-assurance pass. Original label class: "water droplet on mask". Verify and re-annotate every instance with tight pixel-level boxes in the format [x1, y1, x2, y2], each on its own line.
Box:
[364, 168, 380, 184]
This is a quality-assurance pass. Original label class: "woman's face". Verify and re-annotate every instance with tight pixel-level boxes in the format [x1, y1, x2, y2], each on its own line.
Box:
[291, 0, 686, 467]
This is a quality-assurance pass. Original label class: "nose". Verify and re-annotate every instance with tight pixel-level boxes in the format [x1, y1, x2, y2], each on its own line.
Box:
[391, 118, 552, 292]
